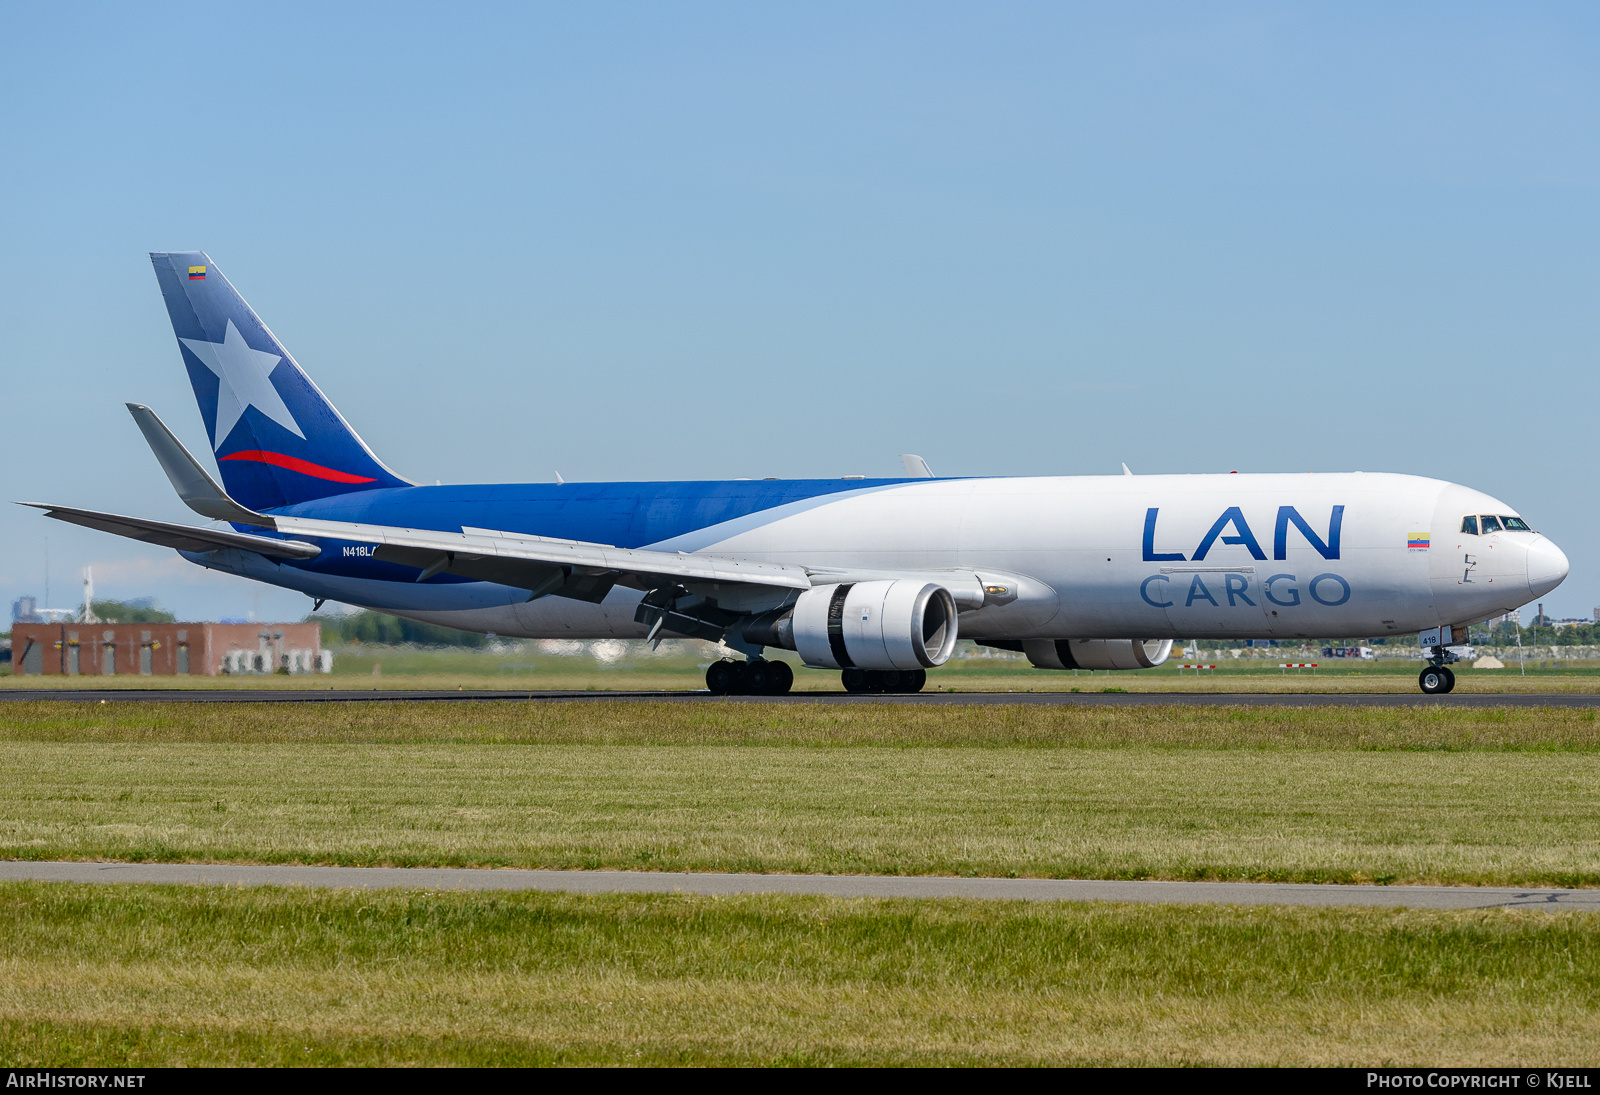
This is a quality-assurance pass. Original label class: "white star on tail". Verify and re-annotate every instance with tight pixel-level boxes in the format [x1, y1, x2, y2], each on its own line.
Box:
[180, 320, 305, 449]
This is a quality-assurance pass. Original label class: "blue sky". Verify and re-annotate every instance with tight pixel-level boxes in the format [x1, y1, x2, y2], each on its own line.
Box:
[2, 2, 1596, 622]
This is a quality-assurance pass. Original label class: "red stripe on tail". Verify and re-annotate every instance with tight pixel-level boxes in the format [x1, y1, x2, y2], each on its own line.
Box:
[220, 450, 378, 484]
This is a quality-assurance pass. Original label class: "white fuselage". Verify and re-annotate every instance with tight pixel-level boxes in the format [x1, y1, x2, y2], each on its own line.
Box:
[218, 471, 1567, 645]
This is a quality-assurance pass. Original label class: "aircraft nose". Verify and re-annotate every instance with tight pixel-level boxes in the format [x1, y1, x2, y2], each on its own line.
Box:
[1526, 536, 1570, 599]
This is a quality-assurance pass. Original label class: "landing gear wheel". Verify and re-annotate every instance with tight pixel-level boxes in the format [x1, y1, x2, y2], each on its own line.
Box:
[767, 661, 794, 695]
[1418, 666, 1455, 695]
[706, 660, 738, 695]
[744, 660, 772, 695]
[841, 667, 927, 693]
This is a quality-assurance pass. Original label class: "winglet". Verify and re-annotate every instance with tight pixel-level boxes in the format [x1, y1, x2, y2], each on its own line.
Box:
[901, 454, 935, 478]
[125, 403, 274, 527]
[1122, 463, 1134, 476]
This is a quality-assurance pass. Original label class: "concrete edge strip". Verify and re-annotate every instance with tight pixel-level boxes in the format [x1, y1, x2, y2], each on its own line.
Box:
[1, 862, 1595, 912]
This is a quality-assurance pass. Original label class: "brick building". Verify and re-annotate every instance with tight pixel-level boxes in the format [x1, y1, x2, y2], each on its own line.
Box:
[10, 621, 326, 677]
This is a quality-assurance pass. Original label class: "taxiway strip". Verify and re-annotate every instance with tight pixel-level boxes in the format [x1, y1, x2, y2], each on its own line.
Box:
[1, 862, 1594, 912]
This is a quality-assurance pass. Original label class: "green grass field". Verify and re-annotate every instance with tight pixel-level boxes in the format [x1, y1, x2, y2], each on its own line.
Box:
[5, 698, 1599, 1066]
[3, 701, 1598, 885]
[1, 883, 1596, 1066]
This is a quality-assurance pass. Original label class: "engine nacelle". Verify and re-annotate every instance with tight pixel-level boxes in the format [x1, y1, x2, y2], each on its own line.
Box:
[792, 581, 959, 671]
[1023, 638, 1172, 671]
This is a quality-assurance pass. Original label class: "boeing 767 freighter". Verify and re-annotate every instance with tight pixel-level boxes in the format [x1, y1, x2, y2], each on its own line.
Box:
[22, 253, 1569, 694]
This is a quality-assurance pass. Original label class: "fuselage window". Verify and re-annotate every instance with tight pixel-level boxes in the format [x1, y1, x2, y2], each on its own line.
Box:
[1501, 516, 1530, 531]
[1479, 515, 1503, 534]
[1460, 516, 1479, 535]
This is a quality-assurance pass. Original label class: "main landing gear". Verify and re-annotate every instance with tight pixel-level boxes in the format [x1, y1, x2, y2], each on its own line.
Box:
[705, 658, 794, 696]
[841, 667, 927, 694]
[1418, 665, 1456, 694]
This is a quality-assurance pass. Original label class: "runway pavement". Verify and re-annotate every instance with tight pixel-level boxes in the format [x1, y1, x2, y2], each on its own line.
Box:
[1, 687, 1598, 705]
[2, 861, 1594, 911]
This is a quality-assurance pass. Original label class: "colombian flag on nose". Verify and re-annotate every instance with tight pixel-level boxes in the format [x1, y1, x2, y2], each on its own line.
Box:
[188, 266, 206, 280]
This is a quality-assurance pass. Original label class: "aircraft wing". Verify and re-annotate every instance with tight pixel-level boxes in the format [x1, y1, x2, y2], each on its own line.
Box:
[21, 503, 322, 560]
[270, 514, 814, 601]
[21, 500, 1002, 624]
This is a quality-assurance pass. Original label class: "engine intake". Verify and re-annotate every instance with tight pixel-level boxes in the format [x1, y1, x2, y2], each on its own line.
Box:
[792, 581, 958, 670]
[1023, 638, 1172, 671]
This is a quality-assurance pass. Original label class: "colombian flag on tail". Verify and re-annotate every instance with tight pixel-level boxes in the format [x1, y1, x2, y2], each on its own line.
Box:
[188, 266, 206, 280]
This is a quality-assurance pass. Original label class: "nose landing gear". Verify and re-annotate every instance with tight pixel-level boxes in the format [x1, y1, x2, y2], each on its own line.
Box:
[1412, 624, 1470, 695]
[1418, 665, 1456, 694]
[1417, 630, 1462, 694]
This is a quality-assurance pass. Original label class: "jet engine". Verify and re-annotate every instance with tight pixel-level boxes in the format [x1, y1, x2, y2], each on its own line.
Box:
[789, 581, 959, 671]
[1022, 638, 1172, 671]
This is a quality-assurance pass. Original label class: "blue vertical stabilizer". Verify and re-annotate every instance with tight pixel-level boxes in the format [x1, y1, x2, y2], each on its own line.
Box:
[150, 252, 410, 511]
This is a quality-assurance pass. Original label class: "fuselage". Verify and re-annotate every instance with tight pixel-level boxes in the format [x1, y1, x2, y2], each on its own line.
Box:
[185, 470, 1568, 644]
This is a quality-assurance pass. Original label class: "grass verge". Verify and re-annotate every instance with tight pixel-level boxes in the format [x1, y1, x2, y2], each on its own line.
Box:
[2, 702, 1597, 885]
[1, 698, 1598, 748]
[0, 882, 1596, 1066]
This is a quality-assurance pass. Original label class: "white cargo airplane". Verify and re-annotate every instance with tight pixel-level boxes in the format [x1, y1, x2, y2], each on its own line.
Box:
[25, 253, 1570, 694]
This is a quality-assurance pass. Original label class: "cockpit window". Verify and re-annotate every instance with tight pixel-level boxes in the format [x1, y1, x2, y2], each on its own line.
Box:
[1502, 516, 1530, 531]
[1479, 515, 1503, 534]
[1460, 516, 1479, 535]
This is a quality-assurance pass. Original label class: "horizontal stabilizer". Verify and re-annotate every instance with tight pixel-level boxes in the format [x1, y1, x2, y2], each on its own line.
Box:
[19, 503, 320, 559]
[126, 403, 271, 527]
